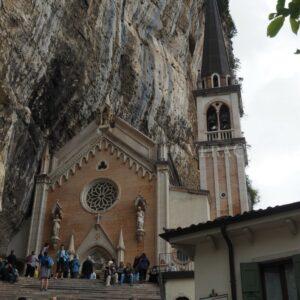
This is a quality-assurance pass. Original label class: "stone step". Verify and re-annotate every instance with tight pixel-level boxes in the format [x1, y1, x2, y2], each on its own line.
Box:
[0, 278, 162, 300]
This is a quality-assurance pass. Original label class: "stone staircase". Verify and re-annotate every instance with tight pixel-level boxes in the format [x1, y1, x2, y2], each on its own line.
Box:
[0, 277, 162, 300]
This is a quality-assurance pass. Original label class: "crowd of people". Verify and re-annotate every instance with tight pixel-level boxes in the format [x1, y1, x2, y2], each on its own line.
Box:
[0, 244, 159, 291]
[0, 250, 19, 283]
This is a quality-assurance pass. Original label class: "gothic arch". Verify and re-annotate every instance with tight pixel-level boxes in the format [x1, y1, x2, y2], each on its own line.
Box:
[206, 101, 232, 132]
[211, 73, 220, 88]
[76, 223, 117, 261]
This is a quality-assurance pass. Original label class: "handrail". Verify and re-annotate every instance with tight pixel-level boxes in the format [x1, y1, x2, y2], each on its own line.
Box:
[206, 129, 233, 141]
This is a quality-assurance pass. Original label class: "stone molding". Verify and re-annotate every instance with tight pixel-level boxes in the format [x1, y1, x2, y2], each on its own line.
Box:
[49, 136, 155, 190]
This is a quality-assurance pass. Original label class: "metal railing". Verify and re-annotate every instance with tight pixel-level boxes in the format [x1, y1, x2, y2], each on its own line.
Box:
[158, 252, 194, 272]
[206, 129, 233, 141]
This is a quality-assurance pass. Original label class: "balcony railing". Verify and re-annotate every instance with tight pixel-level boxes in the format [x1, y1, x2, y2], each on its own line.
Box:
[158, 252, 194, 272]
[206, 129, 233, 141]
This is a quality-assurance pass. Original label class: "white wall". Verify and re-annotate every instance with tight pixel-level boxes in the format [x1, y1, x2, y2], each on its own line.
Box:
[169, 189, 210, 228]
[194, 220, 300, 299]
[165, 278, 195, 300]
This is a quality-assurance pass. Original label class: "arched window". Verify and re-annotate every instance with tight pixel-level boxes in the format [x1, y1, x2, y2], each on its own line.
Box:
[176, 297, 190, 300]
[219, 104, 231, 130]
[207, 106, 218, 132]
[212, 74, 220, 88]
[207, 103, 231, 131]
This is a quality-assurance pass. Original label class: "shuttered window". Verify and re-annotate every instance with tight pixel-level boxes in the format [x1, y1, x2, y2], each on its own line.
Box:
[240, 263, 263, 300]
[241, 258, 300, 300]
[292, 255, 300, 298]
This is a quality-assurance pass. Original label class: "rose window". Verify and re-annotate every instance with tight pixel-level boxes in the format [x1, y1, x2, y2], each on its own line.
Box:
[82, 179, 118, 213]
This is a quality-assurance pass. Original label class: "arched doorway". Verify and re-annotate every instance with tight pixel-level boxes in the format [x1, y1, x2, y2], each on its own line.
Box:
[82, 246, 114, 272]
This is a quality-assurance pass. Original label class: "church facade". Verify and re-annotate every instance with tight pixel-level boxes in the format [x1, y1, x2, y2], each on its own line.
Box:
[26, 112, 211, 267]
[24, 0, 250, 275]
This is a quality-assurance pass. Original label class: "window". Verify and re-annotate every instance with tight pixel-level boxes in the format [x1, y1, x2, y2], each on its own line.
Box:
[97, 160, 108, 171]
[81, 179, 118, 213]
[262, 261, 297, 300]
[212, 74, 220, 88]
[176, 297, 190, 300]
[207, 103, 231, 132]
[207, 106, 218, 132]
[219, 104, 231, 130]
[241, 258, 300, 300]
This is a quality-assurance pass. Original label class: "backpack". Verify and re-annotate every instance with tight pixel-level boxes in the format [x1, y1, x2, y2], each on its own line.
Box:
[42, 256, 53, 268]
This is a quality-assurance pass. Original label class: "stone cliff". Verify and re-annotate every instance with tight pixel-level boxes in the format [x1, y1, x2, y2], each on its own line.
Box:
[0, 0, 234, 252]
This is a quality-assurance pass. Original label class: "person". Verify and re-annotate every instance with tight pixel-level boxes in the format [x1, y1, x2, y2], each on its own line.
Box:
[132, 255, 140, 283]
[25, 251, 39, 277]
[104, 261, 118, 287]
[3, 263, 18, 283]
[0, 257, 6, 280]
[6, 250, 17, 267]
[81, 256, 93, 279]
[40, 252, 54, 291]
[55, 244, 68, 279]
[70, 254, 80, 279]
[116, 262, 125, 283]
[41, 243, 50, 255]
[137, 253, 150, 282]
[148, 266, 158, 283]
[63, 253, 70, 278]
[90, 271, 97, 279]
[120, 263, 134, 286]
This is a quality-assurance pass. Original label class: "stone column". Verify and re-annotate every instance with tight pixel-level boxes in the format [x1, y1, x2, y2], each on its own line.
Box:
[198, 147, 208, 190]
[235, 146, 249, 213]
[156, 162, 170, 263]
[26, 174, 50, 255]
[26, 144, 51, 255]
[212, 148, 221, 217]
[224, 148, 233, 216]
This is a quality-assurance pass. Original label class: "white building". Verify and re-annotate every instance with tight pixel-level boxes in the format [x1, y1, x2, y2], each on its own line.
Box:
[161, 201, 300, 300]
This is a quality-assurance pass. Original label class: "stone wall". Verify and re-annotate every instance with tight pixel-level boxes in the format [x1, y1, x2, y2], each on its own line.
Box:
[0, 0, 234, 252]
[0, 0, 206, 251]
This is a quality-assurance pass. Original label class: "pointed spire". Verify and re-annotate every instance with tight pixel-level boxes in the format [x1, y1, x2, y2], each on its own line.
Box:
[40, 142, 50, 175]
[117, 228, 125, 251]
[68, 233, 75, 255]
[201, 0, 231, 80]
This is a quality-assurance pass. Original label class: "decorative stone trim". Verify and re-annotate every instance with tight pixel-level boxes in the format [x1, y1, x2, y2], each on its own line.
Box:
[49, 137, 155, 190]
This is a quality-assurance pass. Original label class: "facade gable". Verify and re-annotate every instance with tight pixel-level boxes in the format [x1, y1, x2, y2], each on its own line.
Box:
[49, 117, 157, 190]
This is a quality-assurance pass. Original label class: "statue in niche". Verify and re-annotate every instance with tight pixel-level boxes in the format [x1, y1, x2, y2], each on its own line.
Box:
[137, 206, 145, 231]
[134, 194, 147, 242]
[51, 201, 62, 248]
[96, 104, 115, 129]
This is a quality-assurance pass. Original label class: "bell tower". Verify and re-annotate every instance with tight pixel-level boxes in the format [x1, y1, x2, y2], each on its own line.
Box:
[195, 0, 249, 219]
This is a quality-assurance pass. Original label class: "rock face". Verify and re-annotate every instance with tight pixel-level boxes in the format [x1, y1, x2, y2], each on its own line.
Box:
[0, 0, 232, 252]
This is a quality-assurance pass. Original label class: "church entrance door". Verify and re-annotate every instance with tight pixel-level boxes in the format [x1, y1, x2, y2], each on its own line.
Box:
[83, 246, 113, 274]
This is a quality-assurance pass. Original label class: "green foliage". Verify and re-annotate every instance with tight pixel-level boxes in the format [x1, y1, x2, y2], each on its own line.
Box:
[246, 175, 260, 206]
[268, 0, 300, 53]
[267, 16, 285, 37]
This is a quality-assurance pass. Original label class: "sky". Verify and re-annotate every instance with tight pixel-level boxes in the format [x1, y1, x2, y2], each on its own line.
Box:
[230, 1, 300, 209]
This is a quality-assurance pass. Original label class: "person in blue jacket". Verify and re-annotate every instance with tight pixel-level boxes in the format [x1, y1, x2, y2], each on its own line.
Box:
[40, 252, 54, 291]
[70, 254, 81, 278]
[137, 253, 150, 282]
